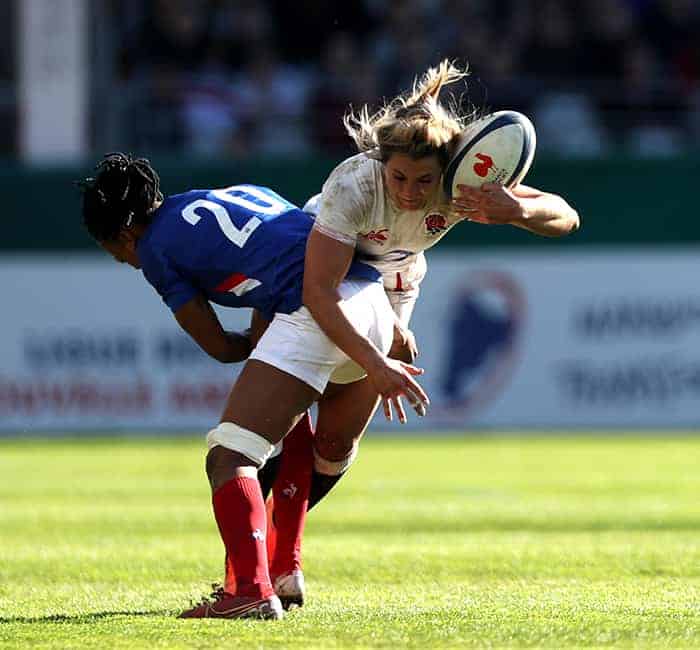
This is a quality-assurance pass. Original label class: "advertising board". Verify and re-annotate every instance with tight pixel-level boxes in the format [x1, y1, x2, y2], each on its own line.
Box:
[3, 249, 700, 432]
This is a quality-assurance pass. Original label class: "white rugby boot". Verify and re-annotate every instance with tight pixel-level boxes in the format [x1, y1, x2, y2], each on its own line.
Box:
[273, 570, 305, 610]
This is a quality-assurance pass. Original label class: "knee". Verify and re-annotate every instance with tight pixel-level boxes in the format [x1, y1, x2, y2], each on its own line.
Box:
[313, 438, 359, 476]
[313, 427, 359, 463]
[205, 422, 277, 491]
[205, 445, 249, 491]
[207, 422, 276, 465]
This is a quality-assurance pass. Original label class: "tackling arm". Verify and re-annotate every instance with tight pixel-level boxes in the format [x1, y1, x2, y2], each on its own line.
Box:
[174, 294, 253, 363]
[303, 229, 386, 372]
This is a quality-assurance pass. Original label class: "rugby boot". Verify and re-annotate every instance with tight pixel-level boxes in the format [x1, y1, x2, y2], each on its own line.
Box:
[178, 584, 283, 620]
[273, 570, 305, 610]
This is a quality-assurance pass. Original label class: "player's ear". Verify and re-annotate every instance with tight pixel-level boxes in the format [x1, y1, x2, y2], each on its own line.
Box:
[118, 227, 138, 249]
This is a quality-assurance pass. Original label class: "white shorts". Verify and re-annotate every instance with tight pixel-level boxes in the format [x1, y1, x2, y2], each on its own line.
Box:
[387, 290, 418, 326]
[249, 279, 394, 394]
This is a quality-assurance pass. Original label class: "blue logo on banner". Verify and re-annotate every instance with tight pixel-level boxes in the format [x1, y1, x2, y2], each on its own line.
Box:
[440, 271, 525, 413]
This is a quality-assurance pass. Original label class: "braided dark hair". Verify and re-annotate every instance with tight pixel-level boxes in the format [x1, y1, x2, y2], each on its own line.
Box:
[77, 152, 163, 242]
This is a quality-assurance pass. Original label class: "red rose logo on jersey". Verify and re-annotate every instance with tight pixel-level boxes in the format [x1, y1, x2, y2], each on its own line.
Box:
[360, 228, 389, 244]
[425, 213, 448, 235]
[473, 153, 509, 183]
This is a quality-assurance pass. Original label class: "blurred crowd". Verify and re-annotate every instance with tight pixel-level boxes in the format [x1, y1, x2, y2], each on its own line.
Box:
[114, 0, 700, 158]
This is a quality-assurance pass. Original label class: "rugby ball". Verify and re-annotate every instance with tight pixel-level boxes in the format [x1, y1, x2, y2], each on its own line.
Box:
[443, 111, 536, 199]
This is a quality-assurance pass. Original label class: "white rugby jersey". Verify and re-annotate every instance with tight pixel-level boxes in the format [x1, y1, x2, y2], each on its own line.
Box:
[309, 153, 464, 297]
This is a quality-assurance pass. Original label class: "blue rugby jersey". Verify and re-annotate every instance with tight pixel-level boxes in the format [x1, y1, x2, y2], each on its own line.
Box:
[137, 185, 379, 321]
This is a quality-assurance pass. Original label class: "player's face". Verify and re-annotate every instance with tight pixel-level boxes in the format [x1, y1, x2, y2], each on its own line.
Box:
[384, 154, 442, 211]
[100, 237, 141, 269]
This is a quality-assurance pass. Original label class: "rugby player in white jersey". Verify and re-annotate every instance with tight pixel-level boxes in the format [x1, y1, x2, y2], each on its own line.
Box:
[306, 58, 579, 468]
[261, 59, 580, 607]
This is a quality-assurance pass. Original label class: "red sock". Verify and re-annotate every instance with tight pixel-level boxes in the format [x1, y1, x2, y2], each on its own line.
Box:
[224, 492, 277, 593]
[270, 412, 314, 579]
[265, 496, 278, 563]
[223, 552, 236, 594]
[212, 476, 273, 599]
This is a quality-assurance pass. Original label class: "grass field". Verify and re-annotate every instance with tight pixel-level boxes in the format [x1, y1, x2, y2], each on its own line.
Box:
[1, 434, 699, 649]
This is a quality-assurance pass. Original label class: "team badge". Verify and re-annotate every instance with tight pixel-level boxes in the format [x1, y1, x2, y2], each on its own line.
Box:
[425, 213, 448, 235]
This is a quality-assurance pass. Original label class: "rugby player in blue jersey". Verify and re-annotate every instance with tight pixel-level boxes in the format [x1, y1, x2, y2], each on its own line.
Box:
[78, 153, 428, 619]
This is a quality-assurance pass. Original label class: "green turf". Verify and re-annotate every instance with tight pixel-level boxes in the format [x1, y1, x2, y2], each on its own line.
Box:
[1, 434, 699, 648]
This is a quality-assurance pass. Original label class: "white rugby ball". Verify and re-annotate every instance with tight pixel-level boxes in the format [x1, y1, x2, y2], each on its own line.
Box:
[443, 110, 536, 198]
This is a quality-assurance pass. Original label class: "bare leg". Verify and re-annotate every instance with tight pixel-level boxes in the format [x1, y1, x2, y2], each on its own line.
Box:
[205, 359, 318, 602]
[315, 377, 380, 462]
[207, 359, 319, 490]
[313, 332, 413, 462]
[220, 361, 317, 442]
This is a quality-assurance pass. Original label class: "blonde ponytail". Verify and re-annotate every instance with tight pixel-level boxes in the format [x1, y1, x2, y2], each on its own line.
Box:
[408, 59, 469, 106]
[343, 59, 473, 166]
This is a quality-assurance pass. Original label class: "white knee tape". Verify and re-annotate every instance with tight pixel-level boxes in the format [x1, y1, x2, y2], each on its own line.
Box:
[313, 443, 358, 476]
[269, 440, 284, 459]
[206, 422, 275, 467]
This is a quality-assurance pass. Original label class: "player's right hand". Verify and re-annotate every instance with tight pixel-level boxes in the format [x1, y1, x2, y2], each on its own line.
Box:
[367, 357, 430, 424]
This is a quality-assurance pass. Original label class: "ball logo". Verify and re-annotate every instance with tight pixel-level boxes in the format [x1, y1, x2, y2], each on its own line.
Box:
[473, 153, 494, 177]
[438, 271, 525, 418]
[425, 213, 448, 235]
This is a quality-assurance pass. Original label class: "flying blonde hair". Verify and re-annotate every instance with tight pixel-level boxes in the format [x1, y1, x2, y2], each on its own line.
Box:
[343, 59, 473, 167]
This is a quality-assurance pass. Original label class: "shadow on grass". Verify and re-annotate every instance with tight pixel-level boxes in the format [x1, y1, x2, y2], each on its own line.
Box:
[0, 610, 171, 624]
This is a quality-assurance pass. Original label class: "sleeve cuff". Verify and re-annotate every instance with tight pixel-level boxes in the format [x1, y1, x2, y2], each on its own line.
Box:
[312, 220, 357, 246]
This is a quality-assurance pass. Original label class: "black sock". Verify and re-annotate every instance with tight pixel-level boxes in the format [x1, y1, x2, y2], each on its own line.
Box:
[258, 454, 282, 501]
[307, 468, 346, 511]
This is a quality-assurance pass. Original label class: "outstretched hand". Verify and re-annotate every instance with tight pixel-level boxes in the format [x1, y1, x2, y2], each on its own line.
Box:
[452, 183, 526, 225]
[367, 357, 430, 424]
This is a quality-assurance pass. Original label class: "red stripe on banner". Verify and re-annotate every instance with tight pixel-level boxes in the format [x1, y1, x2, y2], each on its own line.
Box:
[215, 273, 247, 292]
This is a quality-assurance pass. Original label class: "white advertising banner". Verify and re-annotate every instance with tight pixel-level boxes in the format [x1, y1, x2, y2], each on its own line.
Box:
[2, 249, 700, 432]
[1, 256, 248, 432]
[411, 248, 700, 430]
